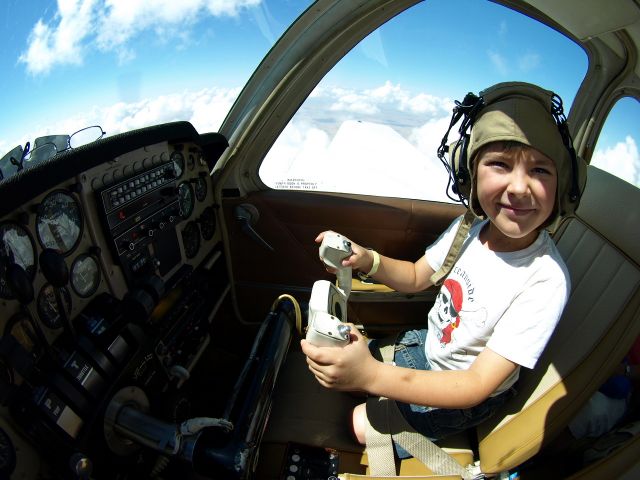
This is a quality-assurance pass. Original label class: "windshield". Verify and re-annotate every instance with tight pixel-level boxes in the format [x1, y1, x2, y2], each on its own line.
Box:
[0, 0, 312, 157]
[2, 1, 637, 191]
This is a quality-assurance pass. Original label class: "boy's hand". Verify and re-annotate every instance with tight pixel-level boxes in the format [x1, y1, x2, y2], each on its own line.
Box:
[301, 324, 379, 392]
[315, 231, 374, 274]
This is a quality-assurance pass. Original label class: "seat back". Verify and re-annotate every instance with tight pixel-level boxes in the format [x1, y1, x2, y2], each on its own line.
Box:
[476, 166, 640, 473]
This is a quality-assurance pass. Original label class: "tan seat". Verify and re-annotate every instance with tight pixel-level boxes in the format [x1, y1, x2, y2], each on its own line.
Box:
[476, 165, 640, 474]
[260, 166, 640, 478]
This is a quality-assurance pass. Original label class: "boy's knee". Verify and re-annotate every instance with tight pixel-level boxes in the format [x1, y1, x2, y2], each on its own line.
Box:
[351, 403, 367, 445]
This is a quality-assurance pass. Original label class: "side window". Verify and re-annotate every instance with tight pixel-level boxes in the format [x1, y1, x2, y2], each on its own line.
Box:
[259, 1, 586, 202]
[592, 97, 640, 188]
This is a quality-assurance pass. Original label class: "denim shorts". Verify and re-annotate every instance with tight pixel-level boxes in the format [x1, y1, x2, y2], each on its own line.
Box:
[369, 329, 516, 459]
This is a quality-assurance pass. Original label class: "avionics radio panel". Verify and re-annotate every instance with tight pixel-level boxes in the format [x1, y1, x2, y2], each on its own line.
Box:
[98, 161, 182, 287]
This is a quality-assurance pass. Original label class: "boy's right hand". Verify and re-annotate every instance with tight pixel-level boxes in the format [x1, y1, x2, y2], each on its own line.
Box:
[315, 231, 375, 274]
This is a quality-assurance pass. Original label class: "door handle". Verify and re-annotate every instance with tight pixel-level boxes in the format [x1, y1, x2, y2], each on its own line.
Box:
[234, 204, 274, 251]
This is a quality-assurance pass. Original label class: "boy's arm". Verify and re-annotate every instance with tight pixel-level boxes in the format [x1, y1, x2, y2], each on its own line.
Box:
[302, 328, 517, 409]
[368, 254, 435, 293]
[315, 231, 435, 293]
[367, 347, 517, 408]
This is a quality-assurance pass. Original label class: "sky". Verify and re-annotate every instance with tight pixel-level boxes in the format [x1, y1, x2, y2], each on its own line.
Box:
[1, 0, 638, 189]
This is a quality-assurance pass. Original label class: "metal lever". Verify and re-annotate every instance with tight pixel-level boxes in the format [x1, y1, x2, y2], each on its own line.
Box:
[234, 204, 274, 251]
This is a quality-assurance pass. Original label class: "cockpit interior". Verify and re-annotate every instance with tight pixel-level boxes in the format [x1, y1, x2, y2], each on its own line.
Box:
[1, 0, 640, 479]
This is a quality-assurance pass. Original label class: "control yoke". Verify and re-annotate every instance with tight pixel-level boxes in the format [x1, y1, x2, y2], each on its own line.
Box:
[306, 232, 353, 348]
[318, 232, 352, 297]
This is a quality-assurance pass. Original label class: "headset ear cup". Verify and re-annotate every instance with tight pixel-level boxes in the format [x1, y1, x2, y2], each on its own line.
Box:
[449, 136, 472, 201]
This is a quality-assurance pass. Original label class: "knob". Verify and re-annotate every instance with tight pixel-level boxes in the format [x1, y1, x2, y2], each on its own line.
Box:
[69, 453, 92, 480]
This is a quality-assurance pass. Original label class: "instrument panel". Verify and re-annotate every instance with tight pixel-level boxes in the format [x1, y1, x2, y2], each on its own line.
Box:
[0, 138, 218, 333]
[0, 122, 242, 479]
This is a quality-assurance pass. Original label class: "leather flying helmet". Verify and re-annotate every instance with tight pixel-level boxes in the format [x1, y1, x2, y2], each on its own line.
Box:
[439, 81, 587, 225]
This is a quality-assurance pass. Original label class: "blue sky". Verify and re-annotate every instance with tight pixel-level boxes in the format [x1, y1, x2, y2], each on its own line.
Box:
[1, 0, 638, 186]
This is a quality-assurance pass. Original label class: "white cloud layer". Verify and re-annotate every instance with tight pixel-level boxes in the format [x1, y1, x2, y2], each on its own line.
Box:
[261, 82, 456, 201]
[592, 135, 640, 187]
[3, 79, 639, 197]
[3, 86, 240, 149]
[262, 82, 640, 200]
[19, 0, 261, 75]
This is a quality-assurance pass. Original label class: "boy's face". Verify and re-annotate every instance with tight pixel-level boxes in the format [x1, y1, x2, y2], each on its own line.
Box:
[475, 142, 557, 250]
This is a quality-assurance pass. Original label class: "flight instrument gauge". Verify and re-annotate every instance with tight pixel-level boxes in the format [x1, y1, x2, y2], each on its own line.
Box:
[181, 221, 200, 259]
[36, 190, 83, 255]
[178, 182, 194, 219]
[71, 254, 101, 298]
[37, 284, 72, 330]
[170, 151, 184, 178]
[0, 221, 37, 299]
[194, 176, 207, 202]
[199, 206, 216, 241]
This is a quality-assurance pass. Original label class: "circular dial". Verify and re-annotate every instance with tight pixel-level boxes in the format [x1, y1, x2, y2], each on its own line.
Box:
[178, 182, 195, 219]
[199, 206, 216, 241]
[37, 284, 72, 329]
[0, 427, 16, 478]
[0, 222, 37, 299]
[194, 176, 207, 202]
[71, 254, 101, 298]
[170, 151, 184, 178]
[36, 190, 83, 255]
[181, 221, 200, 259]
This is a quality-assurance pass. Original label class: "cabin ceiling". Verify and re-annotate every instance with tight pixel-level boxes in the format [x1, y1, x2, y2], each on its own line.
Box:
[518, 0, 640, 80]
[528, 0, 640, 41]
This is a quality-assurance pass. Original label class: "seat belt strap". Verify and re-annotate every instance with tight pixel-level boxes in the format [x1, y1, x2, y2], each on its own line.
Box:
[365, 398, 475, 479]
[430, 210, 476, 286]
[364, 336, 476, 479]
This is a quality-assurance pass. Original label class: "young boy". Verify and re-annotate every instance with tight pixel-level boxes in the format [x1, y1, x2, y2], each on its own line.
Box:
[301, 82, 584, 451]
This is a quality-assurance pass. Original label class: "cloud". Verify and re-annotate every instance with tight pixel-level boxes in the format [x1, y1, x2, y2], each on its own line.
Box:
[2, 86, 240, 150]
[19, 0, 97, 75]
[592, 135, 640, 187]
[262, 82, 456, 201]
[498, 20, 508, 39]
[324, 81, 452, 120]
[19, 0, 262, 75]
[518, 52, 541, 72]
[488, 50, 508, 75]
[3, 75, 637, 204]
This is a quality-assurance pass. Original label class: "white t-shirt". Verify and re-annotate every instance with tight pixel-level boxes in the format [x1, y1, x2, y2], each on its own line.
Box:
[424, 216, 570, 395]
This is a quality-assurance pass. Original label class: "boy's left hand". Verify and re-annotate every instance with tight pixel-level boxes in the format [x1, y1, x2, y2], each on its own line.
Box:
[301, 324, 379, 392]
